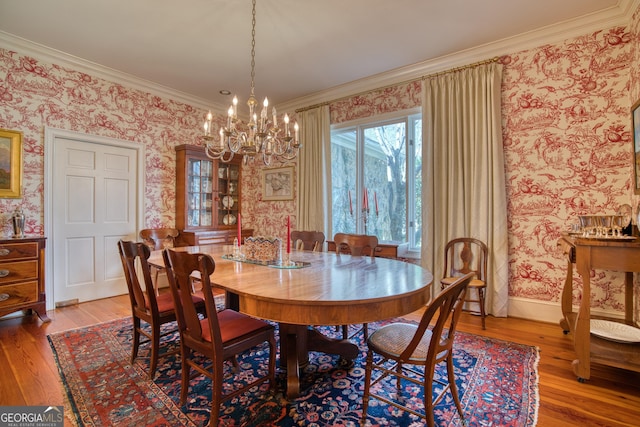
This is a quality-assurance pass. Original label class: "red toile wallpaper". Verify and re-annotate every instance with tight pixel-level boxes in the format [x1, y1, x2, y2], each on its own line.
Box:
[1, 8, 640, 317]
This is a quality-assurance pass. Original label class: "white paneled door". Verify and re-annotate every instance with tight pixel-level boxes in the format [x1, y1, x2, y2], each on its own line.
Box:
[49, 133, 140, 305]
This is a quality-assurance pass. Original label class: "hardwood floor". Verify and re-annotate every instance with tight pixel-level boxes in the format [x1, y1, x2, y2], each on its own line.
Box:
[1, 296, 639, 426]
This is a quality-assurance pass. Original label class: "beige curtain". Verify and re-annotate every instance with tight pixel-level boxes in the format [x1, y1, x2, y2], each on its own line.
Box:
[296, 105, 331, 238]
[421, 61, 509, 317]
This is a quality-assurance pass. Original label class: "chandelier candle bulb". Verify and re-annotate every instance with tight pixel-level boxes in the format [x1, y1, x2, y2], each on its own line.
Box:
[232, 96, 238, 119]
[284, 114, 290, 136]
[227, 107, 233, 128]
[294, 122, 299, 142]
[204, 111, 213, 136]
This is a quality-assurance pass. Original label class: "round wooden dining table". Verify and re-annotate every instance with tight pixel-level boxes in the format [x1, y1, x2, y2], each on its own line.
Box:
[149, 244, 433, 398]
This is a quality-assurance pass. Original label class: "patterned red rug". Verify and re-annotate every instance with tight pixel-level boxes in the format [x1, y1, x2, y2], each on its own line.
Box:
[48, 318, 539, 426]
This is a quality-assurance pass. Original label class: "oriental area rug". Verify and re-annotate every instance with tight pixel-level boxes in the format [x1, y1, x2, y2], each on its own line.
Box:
[48, 318, 539, 427]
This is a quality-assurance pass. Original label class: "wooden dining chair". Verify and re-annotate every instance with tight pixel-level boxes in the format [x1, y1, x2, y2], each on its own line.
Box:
[360, 272, 474, 427]
[162, 248, 276, 427]
[140, 228, 180, 293]
[440, 237, 489, 329]
[333, 232, 379, 340]
[117, 239, 205, 379]
[291, 230, 325, 252]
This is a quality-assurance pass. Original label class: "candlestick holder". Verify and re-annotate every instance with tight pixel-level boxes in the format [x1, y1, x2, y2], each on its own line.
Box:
[350, 207, 378, 235]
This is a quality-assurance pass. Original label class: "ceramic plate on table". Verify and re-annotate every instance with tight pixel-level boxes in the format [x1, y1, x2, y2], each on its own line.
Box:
[590, 319, 640, 343]
[617, 203, 633, 228]
[222, 195, 234, 208]
[223, 214, 236, 225]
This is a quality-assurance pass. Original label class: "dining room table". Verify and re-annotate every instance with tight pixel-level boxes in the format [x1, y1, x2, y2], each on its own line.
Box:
[148, 244, 433, 398]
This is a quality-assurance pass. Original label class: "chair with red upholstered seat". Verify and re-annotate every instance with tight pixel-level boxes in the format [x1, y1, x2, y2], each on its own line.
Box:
[163, 248, 276, 427]
[117, 239, 205, 379]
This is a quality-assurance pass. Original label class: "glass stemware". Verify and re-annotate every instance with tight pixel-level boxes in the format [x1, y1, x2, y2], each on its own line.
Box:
[611, 214, 624, 237]
[599, 215, 612, 237]
[579, 215, 594, 237]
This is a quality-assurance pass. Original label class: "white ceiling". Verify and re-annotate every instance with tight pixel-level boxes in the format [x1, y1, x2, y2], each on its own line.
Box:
[0, 0, 631, 112]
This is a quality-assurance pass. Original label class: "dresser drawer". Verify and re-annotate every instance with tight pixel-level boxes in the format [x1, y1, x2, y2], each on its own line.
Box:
[0, 242, 39, 261]
[0, 260, 39, 284]
[0, 281, 39, 309]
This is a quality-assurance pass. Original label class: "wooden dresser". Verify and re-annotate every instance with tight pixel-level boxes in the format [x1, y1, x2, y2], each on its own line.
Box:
[0, 237, 49, 322]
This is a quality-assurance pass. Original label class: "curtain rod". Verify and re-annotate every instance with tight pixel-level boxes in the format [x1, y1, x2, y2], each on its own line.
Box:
[295, 56, 500, 114]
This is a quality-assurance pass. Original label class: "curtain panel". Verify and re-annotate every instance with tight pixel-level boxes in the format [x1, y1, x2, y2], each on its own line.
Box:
[421, 62, 509, 317]
[296, 105, 331, 238]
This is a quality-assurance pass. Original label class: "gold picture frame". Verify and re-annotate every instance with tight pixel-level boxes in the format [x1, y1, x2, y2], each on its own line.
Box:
[0, 128, 22, 198]
[633, 99, 640, 195]
[262, 166, 294, 201]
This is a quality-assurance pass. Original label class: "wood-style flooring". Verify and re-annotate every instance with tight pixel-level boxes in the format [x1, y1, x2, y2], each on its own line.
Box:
[1, 295, 639, 426]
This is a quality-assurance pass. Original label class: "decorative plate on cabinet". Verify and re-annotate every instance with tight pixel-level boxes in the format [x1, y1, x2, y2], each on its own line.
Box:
[223, 214, 236, 225]
[222, 195, 234, 208]
[590, 319, 640, 343]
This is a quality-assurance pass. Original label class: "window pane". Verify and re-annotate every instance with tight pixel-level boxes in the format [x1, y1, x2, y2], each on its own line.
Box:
[331, 129, 357, 234]
[364, 122, 406, 242]
[413, 118, 422, 249]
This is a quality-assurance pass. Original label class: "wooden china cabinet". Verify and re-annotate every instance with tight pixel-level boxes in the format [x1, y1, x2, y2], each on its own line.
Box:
[175, 144, 253, 246]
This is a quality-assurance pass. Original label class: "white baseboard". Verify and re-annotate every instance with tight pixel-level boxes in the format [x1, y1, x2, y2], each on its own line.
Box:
[508, 297, 625, 324]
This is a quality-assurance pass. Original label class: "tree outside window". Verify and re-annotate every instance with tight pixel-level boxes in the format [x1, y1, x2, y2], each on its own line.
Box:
[331, 112, 421, 251]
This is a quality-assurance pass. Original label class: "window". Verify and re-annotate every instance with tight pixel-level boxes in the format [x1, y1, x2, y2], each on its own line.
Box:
[331, 111, 422, 251]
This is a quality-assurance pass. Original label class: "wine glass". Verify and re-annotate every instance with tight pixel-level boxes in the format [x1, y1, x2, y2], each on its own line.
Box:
[579, 215, 594, 237]
[599, 215, 612, 237]
[611, 214, 624, 237]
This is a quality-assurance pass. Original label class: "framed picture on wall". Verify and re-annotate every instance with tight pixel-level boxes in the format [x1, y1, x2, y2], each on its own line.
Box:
[0, 128, 23, 198]
[633, 99, 640, 195]
[262, 166, 294, 201]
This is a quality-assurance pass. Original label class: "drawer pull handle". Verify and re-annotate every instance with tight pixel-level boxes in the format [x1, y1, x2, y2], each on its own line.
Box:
[0, 270, 9, 278]
[0, 293, 9, 302]
[0, 249, 9, 257]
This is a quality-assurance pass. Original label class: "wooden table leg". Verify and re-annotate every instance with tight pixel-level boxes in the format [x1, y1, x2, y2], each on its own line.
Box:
[625, 271, 634, 325]
[278, 324, 308, 399]
[558, 237, 575, 333]
[278, 323, 360, 398]
[306, 329, 359, 360]
[573, 246, 591, 381]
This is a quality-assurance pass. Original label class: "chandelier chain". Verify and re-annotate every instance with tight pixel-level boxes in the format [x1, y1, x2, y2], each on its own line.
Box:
[250, 0, 256, 97]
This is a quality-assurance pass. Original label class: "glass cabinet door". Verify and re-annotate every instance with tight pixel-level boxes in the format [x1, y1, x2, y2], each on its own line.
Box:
[187, 158, 214, 227]
[217, 163, 240, 227]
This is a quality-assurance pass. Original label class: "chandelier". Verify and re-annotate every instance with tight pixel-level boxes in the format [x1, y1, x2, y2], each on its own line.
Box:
[202, 0, 300, 165]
